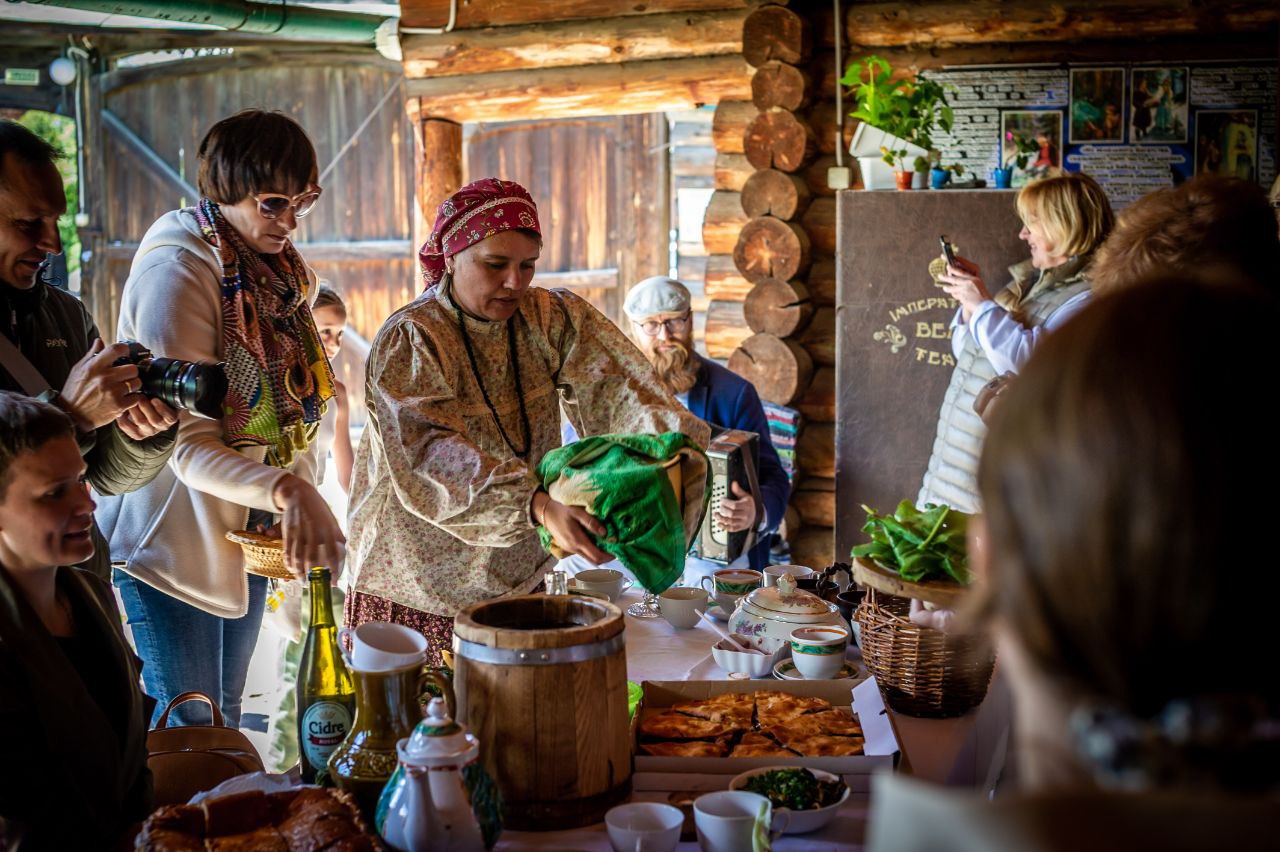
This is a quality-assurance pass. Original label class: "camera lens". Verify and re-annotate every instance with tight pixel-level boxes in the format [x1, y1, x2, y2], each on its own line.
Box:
[138, 358, 228, 420]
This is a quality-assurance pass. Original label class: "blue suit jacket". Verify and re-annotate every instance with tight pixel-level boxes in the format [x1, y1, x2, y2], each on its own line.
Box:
[687, 355, 791, 571]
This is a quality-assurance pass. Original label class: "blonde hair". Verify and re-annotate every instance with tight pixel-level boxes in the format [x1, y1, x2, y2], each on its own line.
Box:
[1015, 171, 1115, 259]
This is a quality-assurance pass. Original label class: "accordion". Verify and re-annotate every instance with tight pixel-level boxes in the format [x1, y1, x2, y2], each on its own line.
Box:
[692, 429, 763, 564]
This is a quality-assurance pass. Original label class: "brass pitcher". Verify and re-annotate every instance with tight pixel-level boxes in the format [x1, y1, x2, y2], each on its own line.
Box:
[328, 664, 454, 821]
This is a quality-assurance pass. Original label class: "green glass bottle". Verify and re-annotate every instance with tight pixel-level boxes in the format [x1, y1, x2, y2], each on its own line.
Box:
[296, 566, 356, 784]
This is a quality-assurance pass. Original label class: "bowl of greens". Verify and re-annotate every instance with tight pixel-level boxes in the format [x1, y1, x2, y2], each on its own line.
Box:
[728, 766, 850, 834]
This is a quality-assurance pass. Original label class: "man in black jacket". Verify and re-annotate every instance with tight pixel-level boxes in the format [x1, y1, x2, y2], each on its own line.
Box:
[0, 119, 176, 581]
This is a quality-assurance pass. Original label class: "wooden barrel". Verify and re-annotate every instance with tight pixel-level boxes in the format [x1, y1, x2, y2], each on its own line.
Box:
[453, 595, 631, 830]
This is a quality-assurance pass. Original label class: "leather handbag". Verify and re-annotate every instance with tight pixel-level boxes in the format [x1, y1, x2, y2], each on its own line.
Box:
[147, 691, 265, 806]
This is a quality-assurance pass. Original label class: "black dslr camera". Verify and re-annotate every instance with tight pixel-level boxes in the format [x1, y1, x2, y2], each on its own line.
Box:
[116, 341, 228, 421]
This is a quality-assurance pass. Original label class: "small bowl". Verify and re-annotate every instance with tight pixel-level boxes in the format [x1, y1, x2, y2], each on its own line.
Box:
[711, 639, 783, 678]
[729, 766, 850, 834]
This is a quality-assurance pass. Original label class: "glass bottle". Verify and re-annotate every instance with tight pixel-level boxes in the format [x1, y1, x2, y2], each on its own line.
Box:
[297, 566, 356, 783]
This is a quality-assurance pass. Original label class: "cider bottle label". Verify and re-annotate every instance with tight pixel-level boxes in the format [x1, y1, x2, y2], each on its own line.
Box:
[301, 699, 353, 773]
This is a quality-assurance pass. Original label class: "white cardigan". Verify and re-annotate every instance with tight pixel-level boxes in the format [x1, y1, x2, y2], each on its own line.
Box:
[96, 210, 320, 618]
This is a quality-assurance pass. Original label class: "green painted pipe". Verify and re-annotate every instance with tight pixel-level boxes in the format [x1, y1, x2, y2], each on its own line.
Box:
[12, 0, 390, 43]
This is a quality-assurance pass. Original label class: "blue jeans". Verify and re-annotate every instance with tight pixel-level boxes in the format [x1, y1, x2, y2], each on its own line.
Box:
[114, 568, 267, 729]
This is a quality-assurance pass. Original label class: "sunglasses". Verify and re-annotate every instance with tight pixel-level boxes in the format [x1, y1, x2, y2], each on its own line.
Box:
[251, 187, 323, 220]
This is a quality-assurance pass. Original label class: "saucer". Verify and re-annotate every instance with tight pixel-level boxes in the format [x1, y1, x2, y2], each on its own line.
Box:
[773, 657, 859, 681]
[704, 601, 732, 622]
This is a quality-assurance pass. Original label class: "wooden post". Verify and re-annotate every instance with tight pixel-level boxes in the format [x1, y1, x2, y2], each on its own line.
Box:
[415, 112, 463, 255]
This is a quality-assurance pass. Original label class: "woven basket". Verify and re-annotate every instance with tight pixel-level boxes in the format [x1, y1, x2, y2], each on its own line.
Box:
[854, 588, 996, 718]
[224, 530, 292, 581]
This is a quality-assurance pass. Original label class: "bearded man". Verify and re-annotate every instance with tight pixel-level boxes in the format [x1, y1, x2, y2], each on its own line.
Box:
[622, 276, 790, 571]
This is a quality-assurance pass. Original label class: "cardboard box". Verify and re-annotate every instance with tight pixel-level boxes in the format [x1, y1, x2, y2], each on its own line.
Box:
[634, 677, 900, 781]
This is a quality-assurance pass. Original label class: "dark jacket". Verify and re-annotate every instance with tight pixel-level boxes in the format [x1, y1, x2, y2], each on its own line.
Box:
[0, 279, 176, 581]
[687, 354, 790, 571]
[0, 565, 155, 849]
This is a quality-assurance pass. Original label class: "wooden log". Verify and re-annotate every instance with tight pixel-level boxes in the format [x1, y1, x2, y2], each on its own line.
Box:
[797, 421, 835, 478]
[782, 503, 800, 542]
[712, 100, 758, 155]
[743, 5, 812, 67]
[714, 151, 754, 191]
[417, 116, 463, 227]
[744, 278, 814, 337]
[807, 256, 836, 306]
[741, 168, 812, 220]
[727, 332, 814, 406]
[403, 10, 747, 77]
[406, 55, 752, 123]
[793, 477, 836, 528]
[806, 100, 855, 157]
[800, 196, 836, 256]
[791, 524, 835, 569]
[733, 216, 811, 284]
[401, 0, 748, 29]
[802, 154, 838, 198]
[796, 366, 835, 423]
[808, 49, 842, 103]
[705, 254, 753, 301]
[744, 109, 817, 172]
[844, 0, 1280, 47]
[797, 306, 835, 366]
[750, 61, 812, 111]
[705, 299, 752, 359]
[702, 190, 749, 256]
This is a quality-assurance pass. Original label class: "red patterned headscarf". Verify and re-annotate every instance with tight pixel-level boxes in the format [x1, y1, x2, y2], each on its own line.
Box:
[418, 178, 541, 288]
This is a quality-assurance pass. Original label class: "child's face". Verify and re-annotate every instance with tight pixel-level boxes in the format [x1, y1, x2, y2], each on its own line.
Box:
[313, 305, 347, 361]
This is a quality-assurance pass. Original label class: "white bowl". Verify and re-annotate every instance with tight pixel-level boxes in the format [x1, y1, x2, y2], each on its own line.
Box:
[605, 802, 682, 852]
[728, 766, 850, 834]
[710, 639, 784, 678]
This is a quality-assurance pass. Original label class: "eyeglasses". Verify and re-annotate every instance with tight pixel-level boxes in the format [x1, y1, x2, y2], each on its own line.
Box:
[635, 314, 692, 337]
[251, 186, 323, 220]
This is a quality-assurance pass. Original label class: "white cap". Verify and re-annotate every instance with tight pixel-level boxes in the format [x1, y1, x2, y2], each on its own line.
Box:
[624, 276, 691, 321]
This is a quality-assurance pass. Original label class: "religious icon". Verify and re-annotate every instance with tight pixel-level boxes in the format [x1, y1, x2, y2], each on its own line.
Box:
[1069, 68, 1126, 144]
[1131, 67, 1189, 144]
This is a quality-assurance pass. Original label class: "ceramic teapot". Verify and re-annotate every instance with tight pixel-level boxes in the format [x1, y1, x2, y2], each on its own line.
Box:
[377, 697, 486, 852]
[726, 573, 846, 654]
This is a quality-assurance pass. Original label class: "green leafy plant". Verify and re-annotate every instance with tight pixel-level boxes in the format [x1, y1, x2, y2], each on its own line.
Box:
[1005, 130, 1041, 170]
[842, 55, 956, 172]
[850, 501, 972, 585]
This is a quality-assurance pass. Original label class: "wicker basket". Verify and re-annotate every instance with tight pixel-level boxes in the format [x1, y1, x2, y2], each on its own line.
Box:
[854, 588, 996, 718]
[224, 530, 292, 581]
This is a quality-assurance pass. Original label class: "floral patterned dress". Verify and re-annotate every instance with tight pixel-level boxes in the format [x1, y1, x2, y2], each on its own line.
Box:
[344, 282, 708, 661]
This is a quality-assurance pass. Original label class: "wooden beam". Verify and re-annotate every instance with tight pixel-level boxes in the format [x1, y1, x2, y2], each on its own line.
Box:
[417, 115, 463, 231]
[406, 55, 752, 122]
[846, 0, 1280, 48]
[400, 0, 746, 30]
[537, 268, 619, 290]
[402, 10, 747, 78]
[101, 109, 198, 202]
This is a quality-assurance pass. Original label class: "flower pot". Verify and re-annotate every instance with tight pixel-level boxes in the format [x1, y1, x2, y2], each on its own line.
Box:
[894, 171, 914, 190]
[851, 123, 926, 191]
[993, 167, 1013, 189]
[929, 168, 951, 189]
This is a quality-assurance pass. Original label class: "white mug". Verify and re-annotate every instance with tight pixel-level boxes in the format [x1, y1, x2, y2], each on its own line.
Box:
[571, 568, 634, 602]
[658, 586, 709, 629]
[605, 802, 683, 852]
[338, 621, 427, 672]
[694, 790, 788, 852]
[789, 624, 850, 680]
[698, 569, 762, 613]
[764, 563, 815, 587]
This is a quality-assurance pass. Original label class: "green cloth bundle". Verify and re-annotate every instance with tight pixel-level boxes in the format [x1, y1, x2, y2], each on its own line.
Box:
[536, 432, 705, 594]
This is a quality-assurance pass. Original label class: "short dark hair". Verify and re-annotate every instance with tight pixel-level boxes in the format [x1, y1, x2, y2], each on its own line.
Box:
[0, 391, 76, 499]
[0, 119, 62, 189]
[196, 110, 318, 204]
[312, 283, 346, 314]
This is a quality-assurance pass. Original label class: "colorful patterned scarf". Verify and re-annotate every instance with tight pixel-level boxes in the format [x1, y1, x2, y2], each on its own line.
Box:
[194, 198, 334, 467]
[418, 178, 541, 288]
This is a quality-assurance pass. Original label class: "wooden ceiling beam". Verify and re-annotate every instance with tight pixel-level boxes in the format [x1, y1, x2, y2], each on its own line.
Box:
[402, 9, 747, 78]
[846, 0, 1280, 48]
[405, 55, 751, 123]
[400, 0, 746, 30]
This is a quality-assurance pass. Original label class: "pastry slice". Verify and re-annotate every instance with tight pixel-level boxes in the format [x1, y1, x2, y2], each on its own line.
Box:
[639, 711, 737, 739]
[769, 708, 863, 738]
[640, 738, 729, 757]
[208, 830, 289, 851]
[754, 690, 833, 727]
[670, 692, 755, 725]
[729, 732, 799, 758]
[776, 733, 865, 757]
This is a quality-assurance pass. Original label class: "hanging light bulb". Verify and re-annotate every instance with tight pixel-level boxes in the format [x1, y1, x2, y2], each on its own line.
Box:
[49, 57, 77, 87]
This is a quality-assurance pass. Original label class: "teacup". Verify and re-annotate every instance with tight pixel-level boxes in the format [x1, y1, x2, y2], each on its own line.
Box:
[605, 802, 682, 852]
[763, 563, 815, 587]
[571, 568, 634, 602]
[338, 621, 428, 672]
[658, 586, 707, 629]
[788, 625, 850, 680]
[693, 790, 788, 852]
[699, 568, 762, 613]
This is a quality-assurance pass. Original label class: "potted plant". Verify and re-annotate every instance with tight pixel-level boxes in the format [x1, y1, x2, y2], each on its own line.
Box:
[996, 130, 1039, 189]
[920, 150, 965, 189]
[844, 55, 955, 190]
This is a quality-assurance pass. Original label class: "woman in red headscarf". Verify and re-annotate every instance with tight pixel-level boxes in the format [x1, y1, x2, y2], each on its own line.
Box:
[344, 179, 708, 659]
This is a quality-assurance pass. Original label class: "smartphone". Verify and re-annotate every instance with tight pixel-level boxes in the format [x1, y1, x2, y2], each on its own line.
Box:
[939, 235, 957, 267]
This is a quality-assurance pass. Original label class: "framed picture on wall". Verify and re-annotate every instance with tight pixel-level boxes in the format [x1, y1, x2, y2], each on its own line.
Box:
[1131, 67, 1189, 143]
[1000, 110, 1063, 187]
[1069, 67, 1126, 144]
[1195, 110, 1258, 182]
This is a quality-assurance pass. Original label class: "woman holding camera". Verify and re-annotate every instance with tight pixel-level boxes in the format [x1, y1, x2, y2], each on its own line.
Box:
[97, 110, 344, 726]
